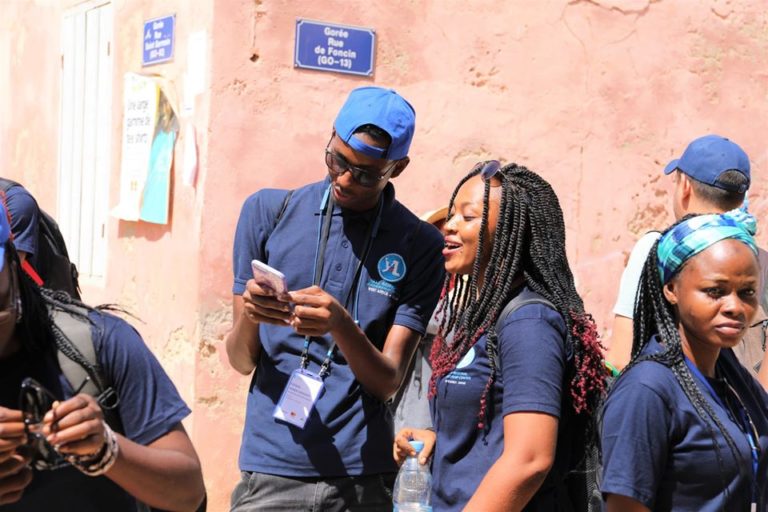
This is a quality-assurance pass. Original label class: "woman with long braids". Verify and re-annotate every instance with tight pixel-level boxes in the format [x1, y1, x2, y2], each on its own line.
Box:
[600, 209, 768, 511]
[393, 161, 605, 511]
[0, 200, 205, 511]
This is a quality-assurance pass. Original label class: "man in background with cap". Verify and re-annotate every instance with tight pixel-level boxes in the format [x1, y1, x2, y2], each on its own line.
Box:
[606, 134, 768, 382]
[225, 86, 444, 511]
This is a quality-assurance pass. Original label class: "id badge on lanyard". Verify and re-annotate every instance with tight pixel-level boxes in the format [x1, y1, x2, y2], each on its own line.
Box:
[273, 369, 325, 429]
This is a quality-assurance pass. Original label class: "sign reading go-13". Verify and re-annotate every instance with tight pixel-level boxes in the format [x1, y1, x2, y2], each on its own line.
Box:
[294, 19, 375, 77]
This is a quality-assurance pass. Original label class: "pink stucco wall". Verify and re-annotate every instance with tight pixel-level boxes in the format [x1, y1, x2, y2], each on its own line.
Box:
[2, 0, 768, 510]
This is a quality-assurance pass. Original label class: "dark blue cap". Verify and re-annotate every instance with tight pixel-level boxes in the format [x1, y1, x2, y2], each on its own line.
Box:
[334, 86, 415, 161]
[663, 134, 751, 193]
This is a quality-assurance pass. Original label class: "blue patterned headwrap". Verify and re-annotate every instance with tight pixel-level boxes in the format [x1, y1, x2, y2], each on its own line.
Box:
[657, 208, 758, 284]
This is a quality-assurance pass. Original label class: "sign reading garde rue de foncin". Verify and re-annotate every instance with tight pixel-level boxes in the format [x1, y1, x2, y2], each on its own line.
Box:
[294, 19, 376, 77]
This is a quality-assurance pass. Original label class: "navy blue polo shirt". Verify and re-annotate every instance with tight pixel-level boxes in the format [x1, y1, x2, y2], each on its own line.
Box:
[601, 337, 768, 511]
[430, 293, 577, 511]
[232, 178, 445, 477]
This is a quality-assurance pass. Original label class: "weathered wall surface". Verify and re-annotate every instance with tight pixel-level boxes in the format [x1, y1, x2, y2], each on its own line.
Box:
[1, 0, 767, 510]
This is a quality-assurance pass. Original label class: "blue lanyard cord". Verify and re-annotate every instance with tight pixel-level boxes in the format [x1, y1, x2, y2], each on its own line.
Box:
[300, 186, 383, 377]
[684, 357, 761, 501]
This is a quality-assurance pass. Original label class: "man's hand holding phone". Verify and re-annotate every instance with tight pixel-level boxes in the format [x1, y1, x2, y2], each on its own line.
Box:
[243, 261, 293, 326]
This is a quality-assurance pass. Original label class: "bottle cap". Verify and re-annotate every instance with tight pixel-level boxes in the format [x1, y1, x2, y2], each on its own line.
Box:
[409, 440, 424, 453]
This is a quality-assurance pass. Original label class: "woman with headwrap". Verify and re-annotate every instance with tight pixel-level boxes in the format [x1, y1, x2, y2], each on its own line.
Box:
[600, 209, 768, 511]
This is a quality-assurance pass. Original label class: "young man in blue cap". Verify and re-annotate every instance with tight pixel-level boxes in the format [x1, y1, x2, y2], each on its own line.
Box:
[606, 134, 768, 379]
[226, 86, 445, 510]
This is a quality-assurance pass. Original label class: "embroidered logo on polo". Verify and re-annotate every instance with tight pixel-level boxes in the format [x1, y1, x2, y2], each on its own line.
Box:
[445, 347, 475, 385]
[456, 347, 476, 369]
[366, 278, 400, 301]
[377, 253, 406, 283]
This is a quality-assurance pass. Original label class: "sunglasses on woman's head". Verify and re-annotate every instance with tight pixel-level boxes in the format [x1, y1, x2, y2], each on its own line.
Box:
[473, 160, 502, 182]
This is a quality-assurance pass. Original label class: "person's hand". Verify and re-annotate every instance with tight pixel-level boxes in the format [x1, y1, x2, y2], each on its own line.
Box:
[242, 279, 293, 326]
[393, 427, 436, 466]
[0, 407, 26, 465]
[0, 453, 32, 505]
[42, 394, 106, 457]
[0, 407, 32, 505]
[289, 286, 351, 337]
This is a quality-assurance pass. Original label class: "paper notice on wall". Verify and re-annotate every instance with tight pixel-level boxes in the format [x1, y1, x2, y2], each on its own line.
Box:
[140, 91, 178, 224]
[182, 122, 198, 187]
[182, 30, 207, 116]
[113, 73, 158, 221]
[112, 73, 179, 224]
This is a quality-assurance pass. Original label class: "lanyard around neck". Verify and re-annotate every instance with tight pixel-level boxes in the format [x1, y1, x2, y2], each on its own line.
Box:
[299, 185, 383, 377]
[684, 356, 761, 500]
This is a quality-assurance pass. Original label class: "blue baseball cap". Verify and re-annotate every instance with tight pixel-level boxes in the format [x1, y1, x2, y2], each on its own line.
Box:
[0, 201, 9, 271]
[334, 86, 415, 161]
[663, 134, 751, 193]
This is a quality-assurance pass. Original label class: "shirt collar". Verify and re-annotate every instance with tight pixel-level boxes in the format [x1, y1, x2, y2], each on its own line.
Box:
[321, 177, 396, 227]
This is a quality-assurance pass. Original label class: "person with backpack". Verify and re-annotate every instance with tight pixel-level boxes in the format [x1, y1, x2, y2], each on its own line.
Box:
[605, 135, 768, 381]
[600, 210, 768, 510]
[0, 200, 205, 511]
[391, 206, 448, 435]
[225, 86, 445, 510]
[393, 161, 606, 511]
[0, 178, 81, 299]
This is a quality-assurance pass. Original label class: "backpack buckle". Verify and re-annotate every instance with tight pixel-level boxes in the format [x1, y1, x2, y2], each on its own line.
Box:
[97, 387, 120, 411]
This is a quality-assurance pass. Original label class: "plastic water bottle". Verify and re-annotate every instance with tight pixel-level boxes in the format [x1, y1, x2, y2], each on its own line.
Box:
[392, 440, 433, 512]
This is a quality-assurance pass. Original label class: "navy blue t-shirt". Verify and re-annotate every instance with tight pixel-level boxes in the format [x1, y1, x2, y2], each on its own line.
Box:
[232, 179, 445, 477]
[601, 337, 768, 511]
[0, 310, 191, 512]
[430, 292, 576, 511]
[4, 185, 39, 261]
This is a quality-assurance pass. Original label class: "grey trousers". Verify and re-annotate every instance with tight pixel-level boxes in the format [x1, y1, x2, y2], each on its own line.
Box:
[230, 471, 396, 512]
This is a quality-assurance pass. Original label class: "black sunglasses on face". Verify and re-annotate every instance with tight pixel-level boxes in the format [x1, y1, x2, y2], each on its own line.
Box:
[324, 150, 397, 188]
[19, 377, 68, 470]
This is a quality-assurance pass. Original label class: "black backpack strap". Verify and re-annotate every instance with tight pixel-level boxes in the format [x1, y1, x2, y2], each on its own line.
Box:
[495, 288, 555, 333]
[260, 189, 294, 256]
[275, 189, 293, 227]
[51, 305, 123, 434]
[491, 289, 555, 369]
[0, 177, 20, 193]
[53, 307, 100, 397]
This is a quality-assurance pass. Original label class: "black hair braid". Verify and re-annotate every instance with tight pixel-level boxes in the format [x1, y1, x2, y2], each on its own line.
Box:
[434, 172, 478, 339]
[10, 244, 53, 355]
[609, 226, 747, 510]
[430, 163, 606, 429]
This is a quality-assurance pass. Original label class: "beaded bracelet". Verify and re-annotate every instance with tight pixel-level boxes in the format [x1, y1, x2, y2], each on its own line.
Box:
[67, 422, 120, 476]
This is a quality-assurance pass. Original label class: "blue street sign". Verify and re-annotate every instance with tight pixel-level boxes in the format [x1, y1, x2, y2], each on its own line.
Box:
[294, 19, 375, 77]
[142, 14, 175, 66]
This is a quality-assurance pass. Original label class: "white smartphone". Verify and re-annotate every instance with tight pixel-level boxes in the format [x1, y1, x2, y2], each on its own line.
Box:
[251, 260, 289, 298]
